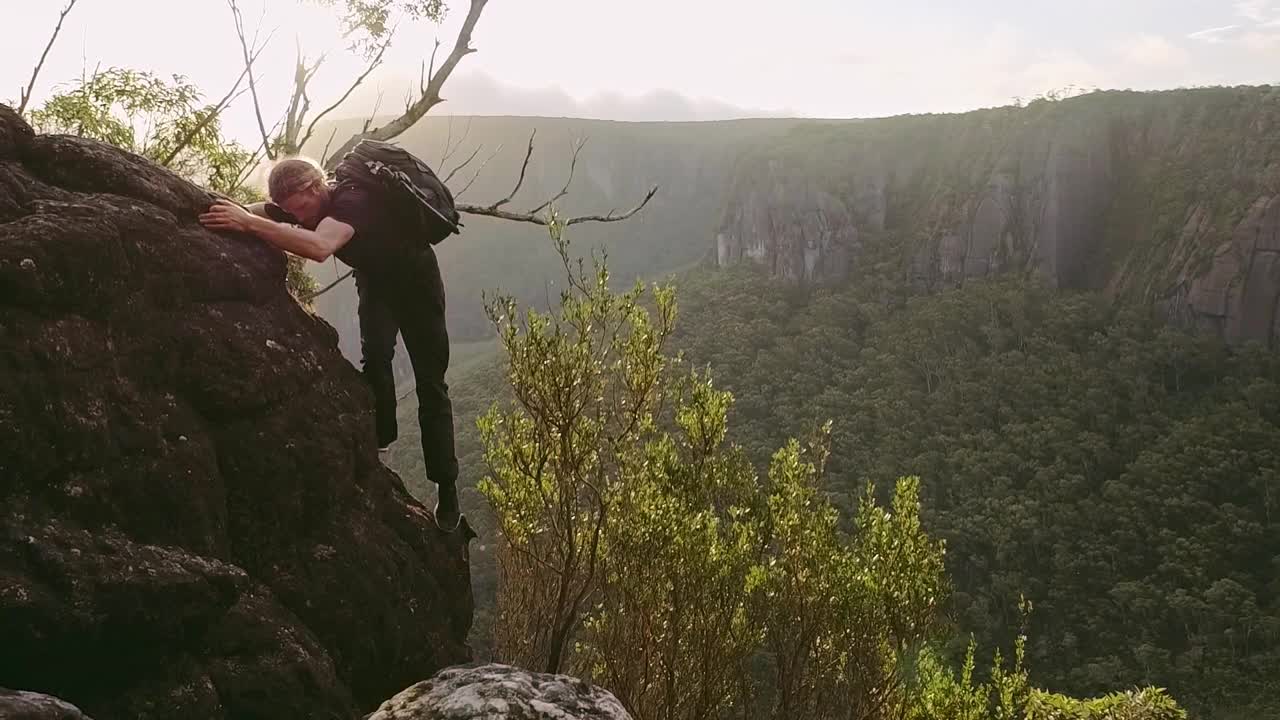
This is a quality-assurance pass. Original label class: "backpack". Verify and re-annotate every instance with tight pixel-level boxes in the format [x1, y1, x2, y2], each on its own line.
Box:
[334, 139, 462, 246]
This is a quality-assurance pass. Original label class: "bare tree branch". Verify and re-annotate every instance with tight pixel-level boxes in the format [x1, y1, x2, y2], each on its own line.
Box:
[438, 116, 455, 166]
[299, 29, 394, 151]
[453, 143, 504, 198]
[230, 109, 288, 194]
[440, 117, 471, 167]
[279, 39, 329, 155]
[323, 0, 489, 171]
[561, 186, 659, 226]
[302, 269, 354, 302]
[220, 0, 655, 238]
[229, 0, 276, 160]
[362, 89, 385, 134]
[529, 138, 585, 215]
[18, 0, 81, 116]
[424, 39, 441, 96]
[160, 38, 268, 167]
[486, 130, 535, 210]
[457, 185, 659, 227]
[443, 143, 483, 184]
[320, 126, 339, 167]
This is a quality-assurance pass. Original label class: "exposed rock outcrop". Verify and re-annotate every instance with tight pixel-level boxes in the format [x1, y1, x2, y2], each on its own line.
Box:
[715, 87, 1280, 348]
[366, 664, 631, 720]
[0, 689, 93, 720]
[1184, 195, 1280, 345]
[0, 104, 472, 718]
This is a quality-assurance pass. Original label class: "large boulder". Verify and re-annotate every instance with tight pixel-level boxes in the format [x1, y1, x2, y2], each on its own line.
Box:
[366, 664, 631, 720]
[0, 104, 473, 718]
[0, 689, 93, 720]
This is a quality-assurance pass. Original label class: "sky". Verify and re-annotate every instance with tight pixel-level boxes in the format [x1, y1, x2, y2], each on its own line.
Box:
[2, 0, 1277, 148]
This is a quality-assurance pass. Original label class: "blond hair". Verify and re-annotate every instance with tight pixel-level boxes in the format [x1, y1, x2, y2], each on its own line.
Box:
[268, 157, 325, 202]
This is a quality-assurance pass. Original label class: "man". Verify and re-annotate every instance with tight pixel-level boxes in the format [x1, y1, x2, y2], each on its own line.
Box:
[199, 156, 461, 531]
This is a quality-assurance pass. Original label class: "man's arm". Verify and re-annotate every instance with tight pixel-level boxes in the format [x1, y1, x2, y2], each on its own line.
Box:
[246, 215, 353, 263]
[198, 199, 352, 262]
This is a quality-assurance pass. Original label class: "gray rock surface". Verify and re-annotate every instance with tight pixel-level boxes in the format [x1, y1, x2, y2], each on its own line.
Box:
[0, 689, 93, 720]
[366, 665, 631, 720]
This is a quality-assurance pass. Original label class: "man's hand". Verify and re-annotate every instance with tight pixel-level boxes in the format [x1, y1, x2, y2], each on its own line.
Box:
[199, 199, 258, 233]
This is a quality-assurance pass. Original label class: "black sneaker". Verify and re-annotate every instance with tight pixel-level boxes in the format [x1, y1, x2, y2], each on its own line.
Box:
[435, 482, 461, 532]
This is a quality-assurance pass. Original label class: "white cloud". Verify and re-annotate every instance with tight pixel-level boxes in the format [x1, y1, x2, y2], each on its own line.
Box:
[1235, 0, 1273, 22]
[1234, 0, 1280, 23]
[1189, 25, 1242, 42]
[1241, 30, 1280, 53]
[1126, 34, 1190, 66]
[1186, 2, 1280, 51]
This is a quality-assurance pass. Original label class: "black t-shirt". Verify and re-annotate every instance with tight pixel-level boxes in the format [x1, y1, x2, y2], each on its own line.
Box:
[327, 180, 408, 276]
[325, 179, 446, 308]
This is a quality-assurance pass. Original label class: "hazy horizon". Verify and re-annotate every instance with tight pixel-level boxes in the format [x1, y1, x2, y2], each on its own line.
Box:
[4, 1, 1279, 146]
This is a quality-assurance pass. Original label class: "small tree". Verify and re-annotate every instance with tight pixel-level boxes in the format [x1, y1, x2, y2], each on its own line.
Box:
[479, 224, 949, 720]
[479, 217, 675, 674]
[30, 68, 254, 198]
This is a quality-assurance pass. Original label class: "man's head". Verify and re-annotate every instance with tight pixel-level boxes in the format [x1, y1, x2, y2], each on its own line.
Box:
[268, 157, 329, 228]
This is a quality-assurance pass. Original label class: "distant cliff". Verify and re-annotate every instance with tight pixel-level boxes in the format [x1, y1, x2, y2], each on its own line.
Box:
[715, 86, 1280, 347]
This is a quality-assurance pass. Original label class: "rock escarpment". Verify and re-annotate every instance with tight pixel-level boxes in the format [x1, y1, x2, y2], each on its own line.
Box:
[716, 86, 1280, 347]
[0, 105, 472, 719]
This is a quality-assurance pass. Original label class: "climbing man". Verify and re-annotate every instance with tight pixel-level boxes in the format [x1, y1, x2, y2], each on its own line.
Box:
[198, 151, 462, 531]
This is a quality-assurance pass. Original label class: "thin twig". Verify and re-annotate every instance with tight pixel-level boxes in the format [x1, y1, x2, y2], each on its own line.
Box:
[488, 129, 535, 210]
[454, 143, 503, 198]
[320, 126, 339, 167]
[529, 137, 586, 215]
[301, 269, 353, 302]
[456, 185, 659, 228]
[424, 38, 441, 96]
[229, 0, 276, 161]
[362, 89, 384, 134]
[440, 116, 473, 167]
[230, 109, 288, 194]
[160, 39, 268, 167]
[300, 29, 394, 151]
[563, 186, 659, 225]
[442, 143, 483, 184]
[18, 0, 80, 116]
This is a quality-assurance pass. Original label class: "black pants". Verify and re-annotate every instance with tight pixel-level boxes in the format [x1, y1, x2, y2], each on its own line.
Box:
[354, 250, 458, 487]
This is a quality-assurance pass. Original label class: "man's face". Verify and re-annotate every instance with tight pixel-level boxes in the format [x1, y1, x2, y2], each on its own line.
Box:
[276, 182, 329, 229]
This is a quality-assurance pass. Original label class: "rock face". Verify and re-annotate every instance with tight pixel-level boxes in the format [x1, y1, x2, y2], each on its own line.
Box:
[0, 689, 93, 720]
[366, 664, 631, 720]
[0, 105, 472, 718]
[715, 86, 1280, 348]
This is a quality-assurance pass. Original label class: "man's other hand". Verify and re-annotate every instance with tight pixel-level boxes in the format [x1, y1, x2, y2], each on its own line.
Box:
[199, 199, 256, 233]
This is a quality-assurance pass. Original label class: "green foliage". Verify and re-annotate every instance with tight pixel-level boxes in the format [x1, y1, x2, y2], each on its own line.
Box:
[669, 267, 1280, 717]
[908, 629, 1184, 720]
[28, 67, 318, 301]
[478, 227, 947, 719]
[478, 220, 677, 674]
[908, 633, 1032, 720]
[30, 68, 255, 201]
[1025, 688, 1187, 720]
[309, 0, 447, 54]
